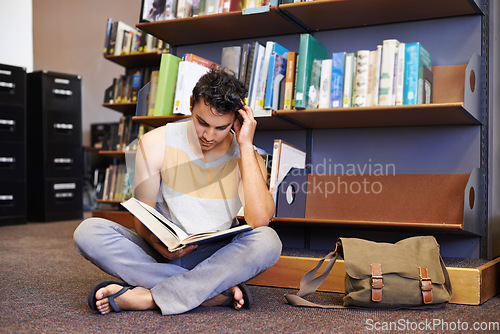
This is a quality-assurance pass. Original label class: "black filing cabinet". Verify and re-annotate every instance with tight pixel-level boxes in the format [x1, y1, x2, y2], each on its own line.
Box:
[0, 64, 27, 225]
[27, 71, 83, 221]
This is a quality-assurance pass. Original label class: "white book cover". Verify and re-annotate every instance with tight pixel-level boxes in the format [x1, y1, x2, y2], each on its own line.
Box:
[395, 43, 405, 105]
[368, 45, 382, 106]
[248, 44, 266, 110]
[173, 61, 210, 115]
[269, 139, 306, 196]
[114, 21, 136, 55]
[342, 53, 355, 108]
[353, 50, 370, 107]
[255, 41, 275, 111]
[379, 39, 400, 105]
[319, 59, 333, 108]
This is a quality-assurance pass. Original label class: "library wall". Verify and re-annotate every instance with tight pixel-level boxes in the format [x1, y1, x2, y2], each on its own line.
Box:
[32, 0, 141, 146]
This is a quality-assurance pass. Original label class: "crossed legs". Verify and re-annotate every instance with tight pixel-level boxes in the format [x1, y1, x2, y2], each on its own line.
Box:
[74, 218, 282, 315]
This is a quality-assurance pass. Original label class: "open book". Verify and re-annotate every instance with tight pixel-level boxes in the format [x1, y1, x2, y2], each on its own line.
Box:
[121, 197, 252, 252]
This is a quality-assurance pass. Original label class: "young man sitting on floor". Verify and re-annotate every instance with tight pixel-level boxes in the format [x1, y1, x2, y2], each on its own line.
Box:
[73, 69, 282, 315]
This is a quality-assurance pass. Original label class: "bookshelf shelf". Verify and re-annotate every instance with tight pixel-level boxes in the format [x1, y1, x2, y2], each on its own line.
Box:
[102, 102, 137, 115]
[270, 217, 464, 232]
[132, 111, 303, 130]
[98, 150, 126, 159]
[277, 102, 479, 129]
[137, 8, 303, 47]
[136, 0, 483, 47]
[105, 52, 163, 68]
[280, 0, 483, 33]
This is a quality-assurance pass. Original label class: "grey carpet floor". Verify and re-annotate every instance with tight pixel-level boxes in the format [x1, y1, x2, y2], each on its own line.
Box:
[0, 217, 499, 333]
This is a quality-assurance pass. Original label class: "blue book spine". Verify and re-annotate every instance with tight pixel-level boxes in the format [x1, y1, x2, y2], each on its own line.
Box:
[330, 52, 345, 108]
[404, 42, 432, 105]
[264, 54, 277, 109]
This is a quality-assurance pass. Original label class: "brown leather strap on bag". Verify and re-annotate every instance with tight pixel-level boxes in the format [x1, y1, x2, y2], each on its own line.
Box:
[371, 263, 383, 302]
[419, 266, 433, 304]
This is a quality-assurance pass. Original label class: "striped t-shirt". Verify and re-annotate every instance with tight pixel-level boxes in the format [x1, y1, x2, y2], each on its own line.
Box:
[155, 120, 242, 235]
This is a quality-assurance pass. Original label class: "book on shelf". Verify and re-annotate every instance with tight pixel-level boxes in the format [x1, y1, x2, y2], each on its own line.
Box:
[173, 61, 211, 115]
[404, 42, 432, 105]
[99, 162, 133, 202]
[147, 70, 159, 115]
[378, 39, 400, 106]
[121, 197, 252, 252]
[183, 53, 221, 70]
[269, 139, 306, 196]
[342, 53, 356, 108]
[367, 46, 382, 107]
[394, 43, 406, 105]
[318, 58, 332, 108]
[219, 0, 242, 12]
[177, 0, 194, 18]
[353, 50, 370, 107]
[238, 42, 252, 84]
[153, 53, 182, 116]
[141, 0, 178, 22]
[221, 46, 242, 77]
[264, 52, 287, 110]
[423, 65, 433, 104]
[295, 34, 330, 109]
[255, 41, 290, 111]
[330, 52, 345, 108]
[104, 18, 170, 56]
[247, 42, 266, 109]
[283, 51, 297, 110]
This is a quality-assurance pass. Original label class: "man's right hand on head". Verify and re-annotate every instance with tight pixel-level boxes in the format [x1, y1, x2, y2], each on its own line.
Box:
[150, 234, 198, 260]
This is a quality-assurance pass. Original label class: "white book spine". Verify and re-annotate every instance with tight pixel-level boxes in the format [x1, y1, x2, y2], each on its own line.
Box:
[378, 39, 399, 106]
[353, 50, 370, 107]
[395, 43, 405, 105]
[342, 53, 355, 108]
[319, 59, 333, 108]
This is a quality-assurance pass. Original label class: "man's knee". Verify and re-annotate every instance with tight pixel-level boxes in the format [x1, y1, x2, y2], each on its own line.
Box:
[73, 217, 114, 255]
[250, 226, 282, 265]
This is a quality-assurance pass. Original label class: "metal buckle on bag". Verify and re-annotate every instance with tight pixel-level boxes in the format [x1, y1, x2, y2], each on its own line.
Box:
[419, 267, 433, 303]
[371, 276, 384, 289]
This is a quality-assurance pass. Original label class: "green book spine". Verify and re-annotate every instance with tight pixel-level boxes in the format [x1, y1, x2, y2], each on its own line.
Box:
[294, 34, 330, 109]
[154, 53, 182, 116]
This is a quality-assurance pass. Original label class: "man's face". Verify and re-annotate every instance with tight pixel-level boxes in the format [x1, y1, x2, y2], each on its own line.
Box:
[191, 98, 235, 152]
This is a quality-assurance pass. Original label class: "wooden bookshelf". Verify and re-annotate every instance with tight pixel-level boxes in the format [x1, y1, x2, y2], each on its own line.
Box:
[105, 52, 163, 68]
[277, 102, 479, 129]
[137, 0, 483, 47]
[133, 111, 303, 130]
[102, 102, 137, 115]
[98, 150, 126, 159]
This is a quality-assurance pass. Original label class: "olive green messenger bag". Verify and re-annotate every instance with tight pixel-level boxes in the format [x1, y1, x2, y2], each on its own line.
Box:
[285, 236, 453, 309]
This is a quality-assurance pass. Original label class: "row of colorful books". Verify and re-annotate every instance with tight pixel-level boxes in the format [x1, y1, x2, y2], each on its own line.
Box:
[140, 0, 271, 22]
[136, 53, 221, 117]
[231, 35, 432, 112]
[315, 38, 433, 109]
[103, 18, 170, 56]
[97, 116, 142, 152]
[103, 66, 158, 104]
[95, 162, 132, 202]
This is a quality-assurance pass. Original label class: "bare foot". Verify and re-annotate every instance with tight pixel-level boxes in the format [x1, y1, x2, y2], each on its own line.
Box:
[202, 286, 245, 309]
[95, 284, 157, 315]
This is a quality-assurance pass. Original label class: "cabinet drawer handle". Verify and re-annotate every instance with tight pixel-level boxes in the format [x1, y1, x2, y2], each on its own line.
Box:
[55, 192, 74, 198]
[53, 158, 73, 164]
[53, 183, 76, 190]
[52, 88, 73, 96]
[0, 195, 14, 201]
[0, 119, 15, 131]
[53, 123, 74, 130]
[0, 81, 15, 89]
[0, 157, 15, 165]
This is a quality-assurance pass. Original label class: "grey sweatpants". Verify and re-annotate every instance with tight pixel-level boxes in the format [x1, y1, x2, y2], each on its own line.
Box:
[73, 217, 282, 315]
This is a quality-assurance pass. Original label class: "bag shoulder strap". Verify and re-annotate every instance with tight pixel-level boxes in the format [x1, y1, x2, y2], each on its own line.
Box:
[284, 248, 345, 309]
